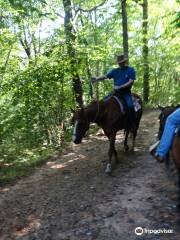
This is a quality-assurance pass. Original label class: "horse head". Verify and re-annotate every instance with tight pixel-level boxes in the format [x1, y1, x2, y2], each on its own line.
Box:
[72, 107, 90, 144]
[158, 106, 166, 140]
[158, 105, 178, 140]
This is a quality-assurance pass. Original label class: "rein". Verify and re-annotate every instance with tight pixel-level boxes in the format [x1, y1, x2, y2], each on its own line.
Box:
[92, 101, 100, 123]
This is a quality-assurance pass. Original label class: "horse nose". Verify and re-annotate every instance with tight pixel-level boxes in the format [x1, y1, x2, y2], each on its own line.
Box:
[73, 136, 81, 144]
[74, 139, 81, 144]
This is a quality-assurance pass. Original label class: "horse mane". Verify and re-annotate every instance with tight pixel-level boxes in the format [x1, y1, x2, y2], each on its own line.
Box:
[159, 104, 180, 112]
[83, 99, 106, 113]
[86, 99, 104, 107]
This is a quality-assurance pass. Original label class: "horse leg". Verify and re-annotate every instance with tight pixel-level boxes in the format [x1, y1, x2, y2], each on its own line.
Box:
[131, 130, 137, 151]
[114, 148, 119, 164]
[165, 152, 171, 178]
[124, 130, 129, 152]
[105, 135, 116, 174]
[175, 169, 180, 210]
[171, 138, 180, 208]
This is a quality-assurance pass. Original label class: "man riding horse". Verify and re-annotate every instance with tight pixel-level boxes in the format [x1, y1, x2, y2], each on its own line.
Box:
[72, 55, 142, 173]
[150, 107, 180, 162]
[91, 54, 136, 132]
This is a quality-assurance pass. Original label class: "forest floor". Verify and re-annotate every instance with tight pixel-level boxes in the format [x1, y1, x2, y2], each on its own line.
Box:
[0, 109, 180, 240]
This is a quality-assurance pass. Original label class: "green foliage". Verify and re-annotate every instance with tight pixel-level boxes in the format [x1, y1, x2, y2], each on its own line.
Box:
[0, 143, 54, 184]
[0, 0, 179, 183]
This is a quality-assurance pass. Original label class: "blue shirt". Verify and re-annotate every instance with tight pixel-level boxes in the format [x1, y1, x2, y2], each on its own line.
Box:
[106, 66, 136, 88]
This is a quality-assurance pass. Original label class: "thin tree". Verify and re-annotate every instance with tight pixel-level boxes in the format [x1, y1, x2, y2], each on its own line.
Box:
[62, 0, 83, 107]
[121, 0, 129, 59]
[142, 0, 149, 103]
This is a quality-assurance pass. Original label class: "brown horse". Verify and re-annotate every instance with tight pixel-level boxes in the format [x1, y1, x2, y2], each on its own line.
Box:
[72, 94, 143, 173]
[158, 105, 179, 139]
[158, 106, 180, 204]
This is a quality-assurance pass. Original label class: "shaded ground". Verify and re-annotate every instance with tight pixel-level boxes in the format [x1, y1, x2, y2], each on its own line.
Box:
[0, 109, 180, 240]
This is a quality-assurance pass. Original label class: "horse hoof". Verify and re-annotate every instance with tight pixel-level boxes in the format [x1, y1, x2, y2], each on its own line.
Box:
[124, 146, 129, 152]
[105, 168, 112, 174]
[115, 158, 120, 164]
[105, 163, 112, 174]
[176, 203, 180, 211]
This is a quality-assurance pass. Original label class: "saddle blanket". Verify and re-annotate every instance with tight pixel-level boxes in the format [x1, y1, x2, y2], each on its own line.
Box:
[132, 95, 142, 112]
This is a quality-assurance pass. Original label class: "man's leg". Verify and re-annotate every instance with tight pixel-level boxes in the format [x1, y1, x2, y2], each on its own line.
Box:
[124, 94, 136, 132]
[126, 107, 136, 132]
[150, 108, 180, 162]
[156, 108, 180, 157]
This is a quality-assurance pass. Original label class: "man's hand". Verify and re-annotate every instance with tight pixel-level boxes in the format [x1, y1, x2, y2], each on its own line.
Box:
[112, 88, 122, 95]
[112, 89, 117, 95]
[112, 88, 125, 95]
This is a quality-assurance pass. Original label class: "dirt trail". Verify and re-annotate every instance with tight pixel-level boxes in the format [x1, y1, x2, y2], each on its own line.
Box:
[0, 109, 180, 240]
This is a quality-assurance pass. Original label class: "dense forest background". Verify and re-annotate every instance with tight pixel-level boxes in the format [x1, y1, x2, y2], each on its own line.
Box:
[0, 0, 179, 182]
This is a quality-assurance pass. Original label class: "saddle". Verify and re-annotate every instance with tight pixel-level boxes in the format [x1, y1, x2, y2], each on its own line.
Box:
[112, 92, 141, 113]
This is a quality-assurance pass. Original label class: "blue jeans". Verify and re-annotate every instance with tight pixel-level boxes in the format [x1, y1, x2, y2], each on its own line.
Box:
[156, 108, 180, 157]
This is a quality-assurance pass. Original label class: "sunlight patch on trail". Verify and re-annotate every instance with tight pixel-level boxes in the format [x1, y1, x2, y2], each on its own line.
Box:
[0, 187, 10, 193]
[13, 215, 41, 238]
[48, 154, 86, 169]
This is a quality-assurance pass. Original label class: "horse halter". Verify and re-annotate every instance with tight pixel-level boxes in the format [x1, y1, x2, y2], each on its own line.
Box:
[72, 116, 90, 144]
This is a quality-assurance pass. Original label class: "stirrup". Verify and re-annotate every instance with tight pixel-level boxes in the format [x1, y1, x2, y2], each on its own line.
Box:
[149, 141, 160, 153]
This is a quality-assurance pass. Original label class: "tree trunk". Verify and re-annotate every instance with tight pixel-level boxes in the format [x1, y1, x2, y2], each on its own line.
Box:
[142, 0, 149, 103]
[1, 45, 13, 80]
[79, 14, 93, 100]
[62, 0, 83, 107]
[121, 0, 129, 59]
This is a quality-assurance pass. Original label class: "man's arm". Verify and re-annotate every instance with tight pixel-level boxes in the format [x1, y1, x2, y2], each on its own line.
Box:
[91, 75, 107, 83]
[114, 79, 134, 90]
[92, 68, 114, 83]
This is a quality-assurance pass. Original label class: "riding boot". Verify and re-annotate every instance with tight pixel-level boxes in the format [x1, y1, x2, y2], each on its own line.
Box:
[126, 107, 136, 133]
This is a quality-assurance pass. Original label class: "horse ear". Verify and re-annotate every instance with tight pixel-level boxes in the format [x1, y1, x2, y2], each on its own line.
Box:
[158, 105, 164, 111]
[80, 107, 84, 114]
